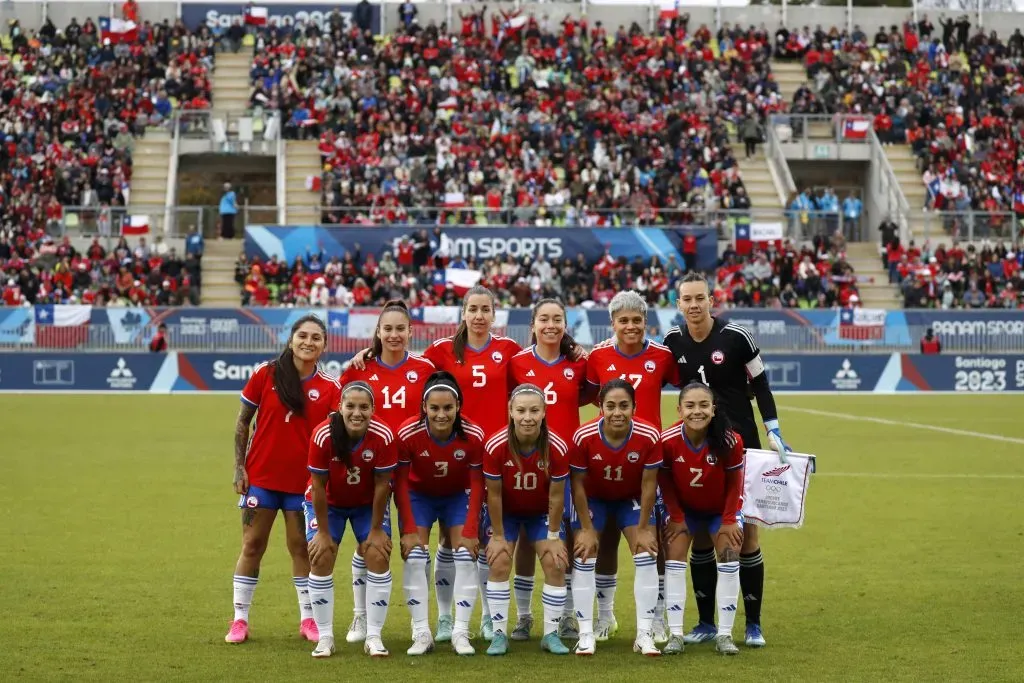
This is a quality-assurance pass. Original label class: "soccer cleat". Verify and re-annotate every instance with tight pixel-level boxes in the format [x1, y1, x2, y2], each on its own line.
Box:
[300, 618, 319, 642]
[224, 619, 249, 644]
[311, 636, 335, 658]
[480, 616, 494, 641]
[452, 632, 476, 656]
[346, 614, 367, 643]
[574, 633, 596, 656]
[715, 634, 739, 655]
[510, 615, 533, 641]
[407, 630, 434, 656]
[364, 635, 390, 657]
[540, 632, 570, 655]
[486, 631, 509, 656]
[633, 630, 661, 657]
[652, 618, 669, 645]
[557, 615, 579, 639]
[683, 621, 717, 644]
[434, 614, 454, 643]
[662, 634, 686, 655]
[594, 615, 618, 642]
[745, 624, 766, 648]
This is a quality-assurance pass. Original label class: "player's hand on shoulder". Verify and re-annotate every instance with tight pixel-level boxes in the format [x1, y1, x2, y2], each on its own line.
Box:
[570, 344, 589, 362]
[350, 347, 373, 371]
[233, 467, 248, 495]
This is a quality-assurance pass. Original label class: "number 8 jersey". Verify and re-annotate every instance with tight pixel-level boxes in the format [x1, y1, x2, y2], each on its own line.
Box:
[340, 352, 435, 431]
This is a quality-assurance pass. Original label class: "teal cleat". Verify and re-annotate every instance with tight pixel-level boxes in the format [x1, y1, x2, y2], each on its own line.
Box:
[486, 631, 509, 656]
[540, 632, 570, 655]
[434, 614, 454, 643]
[480, 616, 494, 642]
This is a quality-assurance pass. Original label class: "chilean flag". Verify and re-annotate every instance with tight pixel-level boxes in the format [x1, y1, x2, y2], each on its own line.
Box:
[842, 118, 871, 140]
[838, 306, 886, 341]
[244, 6, 269, 26]
[734, 221, 754, 256]
[99, 17, 138, 44]
[446, 268, 482, 296]
[34, 304, 92, 348]
[122, 215, 150, 236]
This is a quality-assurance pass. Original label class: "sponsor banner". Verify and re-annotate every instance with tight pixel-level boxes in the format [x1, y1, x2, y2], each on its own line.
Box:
[0, 308, 34, 345]
[244, 225, 720, 273]
[901, 311, 1024, 339]
[761, 353, 894, 392]
[0, 353, 174, 391]
[182, 2, 380, 33]
[895, 354, 1024, 393]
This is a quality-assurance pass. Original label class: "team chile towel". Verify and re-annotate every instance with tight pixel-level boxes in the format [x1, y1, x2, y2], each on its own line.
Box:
[741, 449, 815, 529]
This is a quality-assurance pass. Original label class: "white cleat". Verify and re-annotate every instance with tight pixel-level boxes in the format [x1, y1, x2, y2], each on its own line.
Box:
[311, 636, 335, 658]
[406, 630, 434, 656]
[716, 634, 740, 656]
[364, 635, 390, 657]
[594, 615, 618, 642]
[452, 631, 476, 656]
[633, 630, 661, 657]
[575, 632, 596, 656]
[346, 614, 367, 643]
[652, 619, 669, 645]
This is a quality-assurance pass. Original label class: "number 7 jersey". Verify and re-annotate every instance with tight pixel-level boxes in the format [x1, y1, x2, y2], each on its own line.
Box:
[586, 340, 678, 429]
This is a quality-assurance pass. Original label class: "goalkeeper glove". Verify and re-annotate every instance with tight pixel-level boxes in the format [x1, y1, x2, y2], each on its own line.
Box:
[764, 419, 792, 463]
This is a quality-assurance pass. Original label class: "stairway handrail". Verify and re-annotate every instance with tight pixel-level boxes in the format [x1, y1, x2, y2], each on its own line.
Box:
[275, 111, 286, 224]
[867, 128, 912, 243]
[165, 115, 181, 236]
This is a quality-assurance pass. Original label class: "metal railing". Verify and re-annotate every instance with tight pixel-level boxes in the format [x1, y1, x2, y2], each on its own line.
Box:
[770, 114, 871, 159]
[57, 205, 205, 240]
[765, 120, 796, 205]
[867, 127, 913, 245]
[12, 322, 1024, 354]
[909, 211, 1021, 244]
[173, 110, 280, 154]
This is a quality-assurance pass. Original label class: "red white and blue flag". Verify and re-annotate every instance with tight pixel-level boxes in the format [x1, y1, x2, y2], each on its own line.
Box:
[244, 6, 269, 26]
[838, 306, 885, 341]
[734, 221, 783, 256]
[842, 118, 871, 140]
[99, 17, 138, 44]
[34, 304, 92, 348]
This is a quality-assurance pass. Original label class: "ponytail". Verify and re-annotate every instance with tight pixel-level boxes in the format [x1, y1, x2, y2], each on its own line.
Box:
[507, 383, 550, 472]
[328, 411, 354, 470]
[371, 299, 411, 359]
[453, 285, 496, 363]
[273, 313, 327, 415]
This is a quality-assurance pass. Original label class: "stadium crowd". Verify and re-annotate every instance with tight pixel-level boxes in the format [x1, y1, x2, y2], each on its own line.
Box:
[777, 16, 1024, 223]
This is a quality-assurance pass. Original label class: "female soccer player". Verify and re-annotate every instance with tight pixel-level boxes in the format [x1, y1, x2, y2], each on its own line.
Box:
[227, 315, 341, 645]
[663, 271, 791, 647]
[585, 290, 678, 643]
[305, 381, 397, 658]
[481, 384, 572, 657]
[570, 379, 663, 657]
[659, 383, 746, 656]
[394, 372, 486, 657]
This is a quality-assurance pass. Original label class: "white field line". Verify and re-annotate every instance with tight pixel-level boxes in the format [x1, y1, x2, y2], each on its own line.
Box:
[816, 472, 1024, 480]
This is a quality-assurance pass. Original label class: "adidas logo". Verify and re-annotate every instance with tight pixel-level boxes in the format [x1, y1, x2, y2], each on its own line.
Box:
[505, 460, 515, 467]
[526, 369, 536, 377]
[744, 593, 758, 601]
[457, 600, 472, 608]
[371, 600, 389, 607]
[575, 610, 585, 619]
[607, 364, 617, 372]
[667, 605, 683, 612]
[435, 579, 451, 586]
[677, 355, 687, 364]
[675, 456, 685, 463]
[493, 612, 504, 621]
[312, 598, 329, 606]
[369, 374, 379, 381]
[592, 454, 602, 461]
[722, 604, 737, 612]
[407, 599, 421, 606]
[353, 579, 366, 586]
[419, 450, 430, 458]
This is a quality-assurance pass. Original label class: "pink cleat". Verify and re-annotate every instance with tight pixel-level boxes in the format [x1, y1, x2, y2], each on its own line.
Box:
[225, 619, 249, 643]
[300, 619, 319, 642]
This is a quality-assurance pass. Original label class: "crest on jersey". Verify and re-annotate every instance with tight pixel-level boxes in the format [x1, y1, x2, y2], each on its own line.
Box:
[563, 368, 575, 380]
[711, 350, 725, 365]
[309, 518, 319, 530]
[362, 449, 374, 462]
[307, 388, 320, 402]
[644, 360, 656, 373]
[454, 449, 466, 461]
[492, 351, 504, 363]
[406, 370, 419, 382]
[706, 453, 717, 465]
[245, 496, 259, 508]
[627, 451, 640, 463]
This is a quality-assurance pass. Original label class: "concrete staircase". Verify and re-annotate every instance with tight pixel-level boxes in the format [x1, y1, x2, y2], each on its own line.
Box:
[881, 145, 927, 242]
[844, 241, 899, 309]
[285, 140, 322, 224]
[211, 52, 252, 118]
[737, 150, 785, 223]
[129, 129, 172, 227]
[200, 239, 243, 306]
[771, 59, 806, 105]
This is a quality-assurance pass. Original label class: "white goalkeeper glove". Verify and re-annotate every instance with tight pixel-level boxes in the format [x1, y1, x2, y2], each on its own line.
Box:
[764, 419, 791, 463]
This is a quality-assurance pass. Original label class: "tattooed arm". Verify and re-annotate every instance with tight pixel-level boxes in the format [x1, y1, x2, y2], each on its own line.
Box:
[234, 402, 257, 494]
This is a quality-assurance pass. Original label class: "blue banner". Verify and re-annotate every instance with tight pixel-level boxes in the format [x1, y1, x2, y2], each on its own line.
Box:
[0, 353, 174, 392]
[244, 225, 720, 273]
[182, 3, 380, 34]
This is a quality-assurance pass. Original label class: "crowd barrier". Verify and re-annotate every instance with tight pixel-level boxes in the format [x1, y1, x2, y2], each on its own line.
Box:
[3, 352, 1022, 394]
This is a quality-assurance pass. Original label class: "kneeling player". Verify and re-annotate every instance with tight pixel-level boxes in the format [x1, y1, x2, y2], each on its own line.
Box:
[570, 379, 662, 656]
[305, 382, 397, 658]
[659, 383, 746, 656]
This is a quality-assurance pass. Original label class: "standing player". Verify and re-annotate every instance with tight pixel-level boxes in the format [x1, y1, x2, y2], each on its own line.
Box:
[569, 379, 663, 657]
[507, 298, 591, 641]
[394, 372, 486, 657]
[227, 315, 341, 645]
[663, 271, 792, 648]
[659, 383, 746, 656]
[585, 291, 678, 642]
[482, 384, 572, 657]
[305, 381, 396, 658]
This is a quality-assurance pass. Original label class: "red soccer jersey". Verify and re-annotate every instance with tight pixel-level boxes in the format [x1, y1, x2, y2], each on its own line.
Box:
[586, 340, 679, 429]
[240, 362, 342, 494]
[508, 346, 589, 440]
[306, 416, 397, 508]
[423, 335, 521, 436]
[482, 428, 570, 517]
[571, 417, 663, 501]
[340, 352, 435, 430]
[659, 421, 745, 524]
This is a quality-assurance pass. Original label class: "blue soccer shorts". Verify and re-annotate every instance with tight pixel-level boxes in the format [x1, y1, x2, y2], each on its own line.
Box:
[571, 498, 655, 531]
[239, 485, 304, 512]
[497, 513, 565, 543]
[302, 500, 392, 544]
[683, 511, 745, 537]
[409, 490, 469, 529]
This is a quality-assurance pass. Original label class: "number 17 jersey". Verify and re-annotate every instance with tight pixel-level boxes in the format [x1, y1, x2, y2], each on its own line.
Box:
[586, 340, 678, 429]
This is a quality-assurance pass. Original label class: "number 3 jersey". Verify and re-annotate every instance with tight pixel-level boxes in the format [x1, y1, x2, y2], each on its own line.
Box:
[306, 416, 397, 508]
[482, 427, 570, 517]
[340, 352, 435, 431]
[586, 340, 678, 429]
[571, 417, 663, 501]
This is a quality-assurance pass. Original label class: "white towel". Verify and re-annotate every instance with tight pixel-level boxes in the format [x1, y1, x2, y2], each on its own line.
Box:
[741, 449, 815, 530]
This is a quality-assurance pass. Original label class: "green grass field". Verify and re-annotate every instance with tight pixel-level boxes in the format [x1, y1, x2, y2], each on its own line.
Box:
[2, 394, 1023, 682]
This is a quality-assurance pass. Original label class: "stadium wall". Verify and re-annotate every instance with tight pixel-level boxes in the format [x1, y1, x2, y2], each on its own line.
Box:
[4, 352, 1023, 394]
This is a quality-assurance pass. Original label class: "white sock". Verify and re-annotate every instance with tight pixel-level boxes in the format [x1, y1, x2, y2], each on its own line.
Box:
[478, 554, 492, 619]
[452, 548, 477, 635]
[512, 574, 534, 619]
[434, 546, 455, 618]
[716, 561, 741, 636]
[366, 570, 392, 639]
[633, 553, 659, 632]
[541, 584, 567, 636]
[571, 558, 596, 634]
[595, 573, 617, 622]
[563, 571, 575, 618]
[654, 573, 665, 625]
[351, 552, 367, 617]
[664, 560, 687, 636]
[486, 580, 511, 635]
[294, 576, 313, 622]
[403, 547, 430, 633]
[308, 573, 334, 639]
[232, 575, 258, 622]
